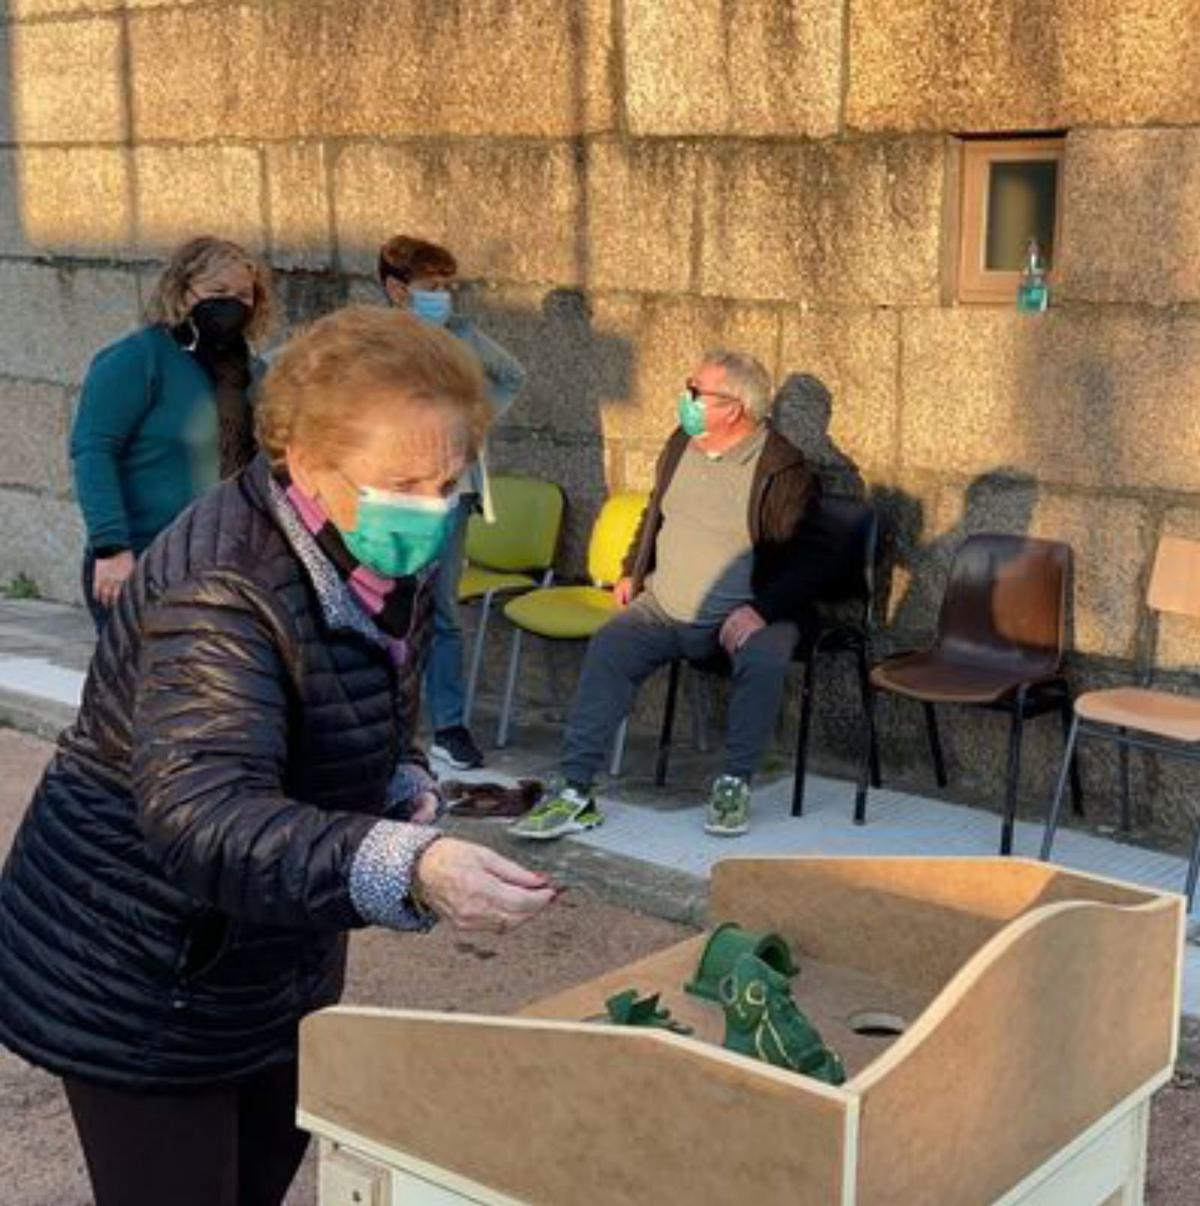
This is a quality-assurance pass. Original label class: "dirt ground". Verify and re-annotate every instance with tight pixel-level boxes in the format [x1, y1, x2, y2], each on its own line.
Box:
[0, 728, 1195, 1204]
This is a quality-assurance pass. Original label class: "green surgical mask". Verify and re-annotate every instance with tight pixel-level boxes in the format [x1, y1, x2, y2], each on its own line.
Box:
[677, 390, 707, 437]
[342, 486, 456, 578]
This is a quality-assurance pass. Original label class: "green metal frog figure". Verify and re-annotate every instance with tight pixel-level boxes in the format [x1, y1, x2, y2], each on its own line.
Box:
[718, 952, 846, 1086]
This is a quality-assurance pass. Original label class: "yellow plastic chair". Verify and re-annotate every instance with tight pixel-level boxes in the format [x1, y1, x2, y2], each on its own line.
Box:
[459, 475, 565, 724]
[496, 492, 649, 767]
[1042, 534, 1200, 908]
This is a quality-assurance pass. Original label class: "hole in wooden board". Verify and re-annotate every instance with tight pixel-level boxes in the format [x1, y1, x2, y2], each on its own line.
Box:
[847, 1009, 908, 1037]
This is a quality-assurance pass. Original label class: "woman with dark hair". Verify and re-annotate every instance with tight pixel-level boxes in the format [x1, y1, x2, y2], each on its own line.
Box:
[0, 306, 555, 1206]
[70, 235, 273, 629]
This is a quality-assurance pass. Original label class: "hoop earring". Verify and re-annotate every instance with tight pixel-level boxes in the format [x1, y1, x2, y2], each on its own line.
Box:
[182, 316, 199, 353]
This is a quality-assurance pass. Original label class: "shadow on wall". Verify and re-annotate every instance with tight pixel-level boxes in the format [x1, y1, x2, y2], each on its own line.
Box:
[464, 286, 633, 571]
[774, 372, 866, 500]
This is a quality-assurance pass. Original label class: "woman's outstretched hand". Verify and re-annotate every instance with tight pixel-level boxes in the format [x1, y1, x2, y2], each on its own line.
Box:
[413, 839, 556, 933]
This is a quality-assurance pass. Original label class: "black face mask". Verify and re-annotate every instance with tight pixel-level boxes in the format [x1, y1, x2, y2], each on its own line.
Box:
[189, 296, 250, 348]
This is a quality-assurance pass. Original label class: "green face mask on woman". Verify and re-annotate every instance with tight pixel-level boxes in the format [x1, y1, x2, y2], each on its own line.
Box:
[342, 485, 456, 578]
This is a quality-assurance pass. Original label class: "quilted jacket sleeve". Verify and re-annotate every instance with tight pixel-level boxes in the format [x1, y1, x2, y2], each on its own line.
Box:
[130, 571, 393, 931]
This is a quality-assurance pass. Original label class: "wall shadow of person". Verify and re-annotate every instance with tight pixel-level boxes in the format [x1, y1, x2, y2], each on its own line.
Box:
[461, 285, 635, 574]
[772, 372, 866, 500]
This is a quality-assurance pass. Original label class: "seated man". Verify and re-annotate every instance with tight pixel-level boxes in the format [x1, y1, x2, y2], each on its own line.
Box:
[512, 349, 834, 841]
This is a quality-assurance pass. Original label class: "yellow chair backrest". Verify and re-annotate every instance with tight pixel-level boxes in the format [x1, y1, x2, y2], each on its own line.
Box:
[587, 492, 649, 587]
[465, 476, 565, 573]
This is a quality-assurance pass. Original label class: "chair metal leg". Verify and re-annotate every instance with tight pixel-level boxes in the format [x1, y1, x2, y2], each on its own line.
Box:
[690, 673, 710, 753]
[609, 717, 629, 779]
[496, 628, 523, 749]
[463, 592, 494, 726]
[1185, 822, 1200, 913]
[655, 661, 681, 788]
[1041, 715, 1080, 860]
[856, 644, 881, 789]
[1060, 697, 1084, 817]
[543, 638, 563, 708]
[1000, 696, 1026, 856]
[792, 655, 818, 817]
[923, 701, 947, 788]
[1118, 730, 1133, 832]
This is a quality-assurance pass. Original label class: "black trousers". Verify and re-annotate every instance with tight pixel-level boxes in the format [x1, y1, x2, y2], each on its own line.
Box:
[63, 1060, 309, 1206]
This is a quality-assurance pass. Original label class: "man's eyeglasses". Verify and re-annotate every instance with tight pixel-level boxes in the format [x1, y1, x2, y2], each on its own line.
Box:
[685, 380, 743, 406]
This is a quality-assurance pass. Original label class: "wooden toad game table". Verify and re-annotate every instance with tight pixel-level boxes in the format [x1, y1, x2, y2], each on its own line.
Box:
[298, 856, 1185, 1205]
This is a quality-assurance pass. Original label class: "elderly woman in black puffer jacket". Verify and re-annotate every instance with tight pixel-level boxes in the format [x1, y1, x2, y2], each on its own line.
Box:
[0, 307, 555, 1206]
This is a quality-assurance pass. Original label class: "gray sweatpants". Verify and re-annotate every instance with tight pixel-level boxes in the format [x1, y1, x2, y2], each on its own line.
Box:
[561, 592, 799, 787]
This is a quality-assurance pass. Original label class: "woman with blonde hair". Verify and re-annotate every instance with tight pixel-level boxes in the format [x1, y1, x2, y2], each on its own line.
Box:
[70, 235, 273, 629]
[0, 306, 555, 1206]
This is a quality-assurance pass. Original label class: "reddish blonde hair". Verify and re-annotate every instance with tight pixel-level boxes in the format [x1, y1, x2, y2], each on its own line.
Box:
[256, 306, 489, 467]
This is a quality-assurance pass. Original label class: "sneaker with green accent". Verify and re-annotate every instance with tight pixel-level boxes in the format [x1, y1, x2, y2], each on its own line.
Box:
[508, 781, 604, 841]
[704, 775, 751, 837]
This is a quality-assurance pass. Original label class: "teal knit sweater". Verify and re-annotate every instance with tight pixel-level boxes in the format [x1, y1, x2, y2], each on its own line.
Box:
[70, 326, 227, 554]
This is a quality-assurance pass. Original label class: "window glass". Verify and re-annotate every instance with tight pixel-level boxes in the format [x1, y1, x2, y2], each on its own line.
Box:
[985, 160, 1058, 271]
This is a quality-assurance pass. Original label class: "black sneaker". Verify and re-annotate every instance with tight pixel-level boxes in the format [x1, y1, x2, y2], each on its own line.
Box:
[431, 726, 485, 770]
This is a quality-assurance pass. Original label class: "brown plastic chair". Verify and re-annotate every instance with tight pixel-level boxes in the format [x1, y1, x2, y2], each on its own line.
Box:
[1042, 535, 1200, 908]
[866, 533, 1081, 855]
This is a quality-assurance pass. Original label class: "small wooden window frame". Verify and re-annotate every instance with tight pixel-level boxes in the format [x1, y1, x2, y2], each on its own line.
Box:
[957, 137, 1065, 306]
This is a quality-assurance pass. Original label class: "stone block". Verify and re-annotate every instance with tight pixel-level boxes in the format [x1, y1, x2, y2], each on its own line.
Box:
[128, 3, 297, 142]
[10, 0, 125, 14]
[585, 140, 701, 294]
[318, 0, 615, 137]
[0, 152, 23, 257]
[0, 379, 74, 497]
[3, 147, 133, 257]
[847, 0, 1200, 132]
[133, 145, 265, 255]
[0, 25, 12, 146]
[1059, 129, 1200, 306]
[900, 309, 1200, 494]
[620, 441, 667, 493]
[270, 272, 350, 341]
[0, 490, 84, 604]
[777, 309, 900, 480]
[696, 138, 944, 305]
[489, 428, 610, 577]
[1156, 509, 1200, 672]
[623, 0, 841, 137]
[459, 286, 637, 440]
[265, 143, 333, 270]
[1029, 496, 1152, 664]
[128, 0, 614, 140]
[588, 294, 783, 444]
[0, 262, 141, 386]
[8, 18, 126, 143]
[334, 143, 583, 285]
[1144, 753, 1200, 850]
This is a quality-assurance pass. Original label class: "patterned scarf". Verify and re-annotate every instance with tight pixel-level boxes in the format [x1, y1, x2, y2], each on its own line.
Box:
[273, 465, 426, 641]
